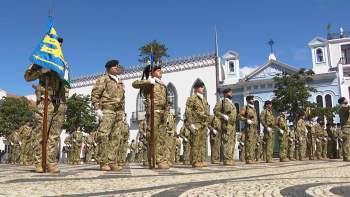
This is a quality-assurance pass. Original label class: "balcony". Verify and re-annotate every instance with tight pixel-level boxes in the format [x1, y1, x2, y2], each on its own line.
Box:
[328, 31, 350, 40]
[131, 107, 182, 121]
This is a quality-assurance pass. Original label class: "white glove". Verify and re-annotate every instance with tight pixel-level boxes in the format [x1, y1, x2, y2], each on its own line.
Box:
[32, 145, 34, 148]
[86, 144, 89, 147]
[257, 142, 260, 146]
[94, 143, 97, 147]
[299, 137, 303, 142]
[154, 78, 162, 84]
[340, 138, 343, 142]
[213, 129, 217, 135]
[19, 141, 22, 146]
[305, 129, 308, 134]
[10, 142, 13, 146]
[328, 137, 332, 141]
[324, 138, 327, 141]
[259, 131, 264, 136]
[223, 115, 230, 121]
[335, 138, 338, 141]
[139, 148, 141, 150]
[176, 147, 178, 149]
[240, 142, 244, 146]
[184, 138, 188, 142]
[267, 127, 272, 132]
[73, 139, 76, 143]
[296, 141, 299, 144]
[41, 67, 51, 73]
[316, 139, 320, 143]
[144, 133, 146, 137]
[190, 124, 196, 132]
[95, 109, 103, 121]
[149, 78, 156, 85]
[289, 138, 293, 142]
[247, 120, 253, 125]
[279, 130, 284, 134]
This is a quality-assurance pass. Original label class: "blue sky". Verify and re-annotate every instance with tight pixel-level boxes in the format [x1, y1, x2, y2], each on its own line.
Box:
[0, 0, 348, 96]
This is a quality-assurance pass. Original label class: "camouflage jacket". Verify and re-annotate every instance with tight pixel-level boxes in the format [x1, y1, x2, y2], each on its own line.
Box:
[289, 130, 296, 143]
[9, 131, 21, 144]
[314, 123, 324, 139]
[207, 115, 221, 139]
[85, 135, 94, 146]
[305, 121, 316, 139]
[296, 119, 307, 138]
[122, 122, 130, 141]
[339, 105, 350, 130]
[237, 132, 245, 143]
[64, 134, 72, 146]
[275, 115, 288, 139]
[166, 111, 176, 134]
[129, 143, 137, 151]
[19, 125, 32, 141]
[185, 94, 208, 127]
[176, 138, 181, 148]
[179, 126, 191, 141]
[239, 105, 258, 129]
[132, 79, 167, 110]
[213, 98, 237, 126]
[91, 75, 125, 115]
[261, 109, 278, 130]
[334, 128, 343, 139]
[72, 131, 83, 145]
[138, 120, 147, 137]
[137, 142, 144, 151]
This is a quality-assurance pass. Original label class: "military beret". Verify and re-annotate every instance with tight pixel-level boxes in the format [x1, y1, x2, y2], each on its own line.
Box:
[265, 100, 272, 106]
[58, 37, 63, 43]
[25, 119, 30, 123]
[326, 123, 330, 126]
[194, 81, 205, 88]
[132, 139, 135, 142]
[105, 60, 119, 68]
[32, 126, 36, 129]
[15, 127, 19, 130]
[338, 97, 346, 104]
[246, 95, 254, 100]
[29, 124, 33, 127]
[289, 124, 294, 127]
[278, 108, 285, 112]
[320, 122, 325, 126]
[337, 123, 341, 126]
[298, 112, 305, 117]
[223, 88, 231, 94]
[153, 66, 161, 72]
[331, 123, 336, 126]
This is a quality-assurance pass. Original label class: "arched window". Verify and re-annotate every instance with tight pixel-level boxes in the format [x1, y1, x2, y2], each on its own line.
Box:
[316, 95, 323, 107]
[235, 103, 240, 132]
[167, 83, 178, 116]
[254, 100, 261, 133]
[229, 61, 235, 73]
[190, 79, 207, 98]
[325, 94, 332, 108]
[138, 91, 146, 112]
[316, 48, 324, 62]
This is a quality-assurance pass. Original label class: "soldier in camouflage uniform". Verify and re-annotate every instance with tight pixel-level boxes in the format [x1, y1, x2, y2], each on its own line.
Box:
[85, 131, 94, 164]
[237, 128, 245, 162]
[118, 114, 129, 166]
[138, 120, 147, 139]
[185, 81, 209, 168]
[275, 108, 290, 162]
[29, 126, 37, 164]
[326, 123, 335, 159]
[208, 114, 221, 164]
[179, 120, 191, 165]
[296, 113, 308, 161]
[171, 117, 177, 166]
[71, 126, 84, 164]
[9, 128, 20, 164]
[305, 116, 316, 160]
[338, 97, 350, 161]
[331, 123, 339, 158]
[24, 37, 68, 173]
[128, 140, 137, 163]
[91, 60, 125, 171]
[137, 138, 144, 163]
[165, 103, 176, 166]
[256, 135, 264, 161]
[93, 131, 99, 164]
[288, 124, 296, 161]
[214, 89, 237, 166]
[132, 66, 169, 169]
[175, 135, 181, 163]
[316, 121, 328, 159]
[142, 137, 149, 166]
[260, 101, 278, 163]
[64, 132, 73, 164]
[19, 120, 32, 165]
[239, 96, 259, 165]
[336, 123, 343, 158]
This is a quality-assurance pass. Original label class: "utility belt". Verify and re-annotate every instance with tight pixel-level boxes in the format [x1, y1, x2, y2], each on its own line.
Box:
[195, 115, 207, 123]
[102, 105, 123, 112]
[154, 106, 165, 110]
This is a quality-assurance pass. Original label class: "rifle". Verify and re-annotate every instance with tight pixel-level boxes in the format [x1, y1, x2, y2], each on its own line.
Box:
[221, 99, 227, 132]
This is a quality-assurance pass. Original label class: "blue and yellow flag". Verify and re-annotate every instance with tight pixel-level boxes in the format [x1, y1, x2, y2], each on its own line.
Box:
[29, 16, 70, 87]
[146, 53, 153, 67]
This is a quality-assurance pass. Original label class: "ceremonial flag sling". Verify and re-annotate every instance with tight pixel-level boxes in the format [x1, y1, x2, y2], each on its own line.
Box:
[148, 54, 156, 169]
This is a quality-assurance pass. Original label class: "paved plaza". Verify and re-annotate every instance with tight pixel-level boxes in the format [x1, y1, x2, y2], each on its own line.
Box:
[0, 159, 350, 197]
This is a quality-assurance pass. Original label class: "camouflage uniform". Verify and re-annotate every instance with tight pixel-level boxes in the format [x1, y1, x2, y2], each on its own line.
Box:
[138, 120, 147, 138]
[24, 63, 69, 166]
[29, 130, 37, 164]
[85, 134, 94, 163]
[261, 109, 278, 162]
[9, 131, 21, 164]
[288, 129, 296, 160]
[72, 131, 83, 164]
[185, 94, 208, 165]
[339, 105, 350, 161]
[175, 137, 181, 163]
[207, 115, 221, 163]
[296, 119, 307, 160]
[132, 79, 167, 166]
[118, 122, 129, 165]
[237, 132, 245, 162]
[179, 125, 191, 164]
[93, 132, 99, 163]
[327, 127, 335, 159]
[91, 75, 125, 166]
[275, 115, 289, 161]
[334, 127, 343, 158]
[142, 138, 149, 165]
[128, 143, 137, 163]
[315, 124, 327, 159]
[165, 111, 176, 164]
[239, 105, 258, 163]
[19, 125, 32, 165]
[137, 141, 144, 163]
[214, 98, 237, 164]
[64, 134, 72, 164]
[256, 135, 264, 161]
[305, 121, 316, 160]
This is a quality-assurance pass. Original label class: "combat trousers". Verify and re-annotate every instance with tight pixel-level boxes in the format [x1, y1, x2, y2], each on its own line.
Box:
[245, 126, 257, 161]
[210, 131, 221, 162]
[288, 142, 295, 159]
[143, 148, 148, 164]
[240, 146, 245, 161]
[86, 147, 93, 163]
[11, 145, 20, 163]
[339, 141, 343, 157]
[171, 138, 176, 164]
[130, 150, 135, 163]
[66, 150, 70, 163]
[34, 101, 65, 165]
[307, 139, 316, 159]
[256, 144, 262, 161]
[295, 142, 299, 159]
[262, 142, 266, 160]
[96, 110, 123, 165]
[263, 129, 275, 161]
[327, 139, 334, 158]
[299, 138, 307, 159]
[138, 150, 143, 163]
[165, 133, 174, 164]
[342, 128, 350, 160]
[72, 144, 82, 163]
[94, 146, 99, 163]
[20, 139, 31, 164]
[183, 140, 191, 164]
[117, 140, 128, 164]
[147, 110, 167, 167]
[278, 135, 288, 160]
[191, 122, 207, 163]
[175, 146, 181, 163]
[223, 124, 236, 162]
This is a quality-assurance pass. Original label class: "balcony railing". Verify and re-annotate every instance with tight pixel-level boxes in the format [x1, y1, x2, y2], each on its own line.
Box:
[131, 107, 182, 121]
[328, 31, 350, 40]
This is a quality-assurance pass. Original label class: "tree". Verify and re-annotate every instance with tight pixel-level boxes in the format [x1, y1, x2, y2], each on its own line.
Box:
[272, 68, 317, 124]
[311, 105, 339, 123]
[0, 97, 34, 138]
[63, 94, 97, 133]
[138, 39, 170, 63]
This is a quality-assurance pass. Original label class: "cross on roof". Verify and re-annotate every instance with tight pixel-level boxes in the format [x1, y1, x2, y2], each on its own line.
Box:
[267, 38, 276, 53]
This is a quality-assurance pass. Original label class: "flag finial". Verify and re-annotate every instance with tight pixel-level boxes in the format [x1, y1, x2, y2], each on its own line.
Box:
[49, 6, 52, 16]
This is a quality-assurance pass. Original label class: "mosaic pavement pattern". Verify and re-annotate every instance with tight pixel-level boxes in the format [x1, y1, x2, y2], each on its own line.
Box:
[0, 159, 350, 197]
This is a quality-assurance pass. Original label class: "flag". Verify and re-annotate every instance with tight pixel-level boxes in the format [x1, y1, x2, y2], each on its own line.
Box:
[146, 53, 153, 67]
[142, 54, 153, 80]
[29, 16, 70, 87]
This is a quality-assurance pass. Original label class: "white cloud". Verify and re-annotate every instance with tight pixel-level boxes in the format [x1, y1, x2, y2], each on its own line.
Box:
[292, 48, 309, 61]
[240, 65, 259, 78]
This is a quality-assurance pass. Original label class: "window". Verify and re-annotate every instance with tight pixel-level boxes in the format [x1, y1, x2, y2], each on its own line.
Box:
[254, 100, 261, 133]
[316, 48, 324, 62]
[316, 95, 323, 107]
[229, 61, 235, 73]
[138, 91, 146, 112]
[235, 103, 240, 132]
[191, 79, 207, 98]
[342, 44, 350, 64]
[325, 94, 332, 108]
[168, 83, 177, 113]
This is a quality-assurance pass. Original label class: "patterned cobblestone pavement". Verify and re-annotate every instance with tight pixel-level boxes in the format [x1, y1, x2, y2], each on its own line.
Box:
[0, 159, 349, 197]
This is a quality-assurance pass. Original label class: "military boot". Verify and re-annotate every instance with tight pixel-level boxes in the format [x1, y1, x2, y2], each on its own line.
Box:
[158, 163, 170, 169]
[183, 161, 191, 165]
[20, 162, 23, 166]
[192, 162, 202, 168]
[47, 164, 60, 173]
[280, 158, 290, 162]
[266, 160, 275, 163]
[223, 161, 236, 166]
[100, 164, 111, 171]
[211, 160, 220, 164]
[149, 164, 158, 169]
[290, 158, 296, 161]
[246, 160, 255, 164]
[254, 160, 260, 164]
[168, 162, 174, 167]
[343, 156, 350, 161]
[35, 164, 44, 173]
[109, 164, 123, 171]
[201, 162, 208, 167]
[300, 158, 309, 161]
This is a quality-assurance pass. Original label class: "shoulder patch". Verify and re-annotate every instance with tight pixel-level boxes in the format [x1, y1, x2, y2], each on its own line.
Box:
[95, 80, 100, 85]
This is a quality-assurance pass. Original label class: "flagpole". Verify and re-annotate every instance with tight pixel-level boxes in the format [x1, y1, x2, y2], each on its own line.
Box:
[151, 49, 155, 169]
[42, 75, 49, 173]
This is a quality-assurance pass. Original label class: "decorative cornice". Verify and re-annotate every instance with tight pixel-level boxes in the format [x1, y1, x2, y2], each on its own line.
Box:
[70, 52, 216, 88]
